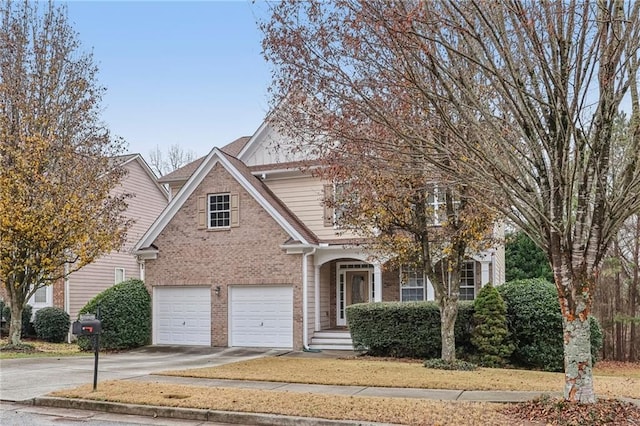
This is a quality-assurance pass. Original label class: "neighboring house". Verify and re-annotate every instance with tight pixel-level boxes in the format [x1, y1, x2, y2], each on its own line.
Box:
[28, 154, 169, 322]
[134, 123, 505, 350]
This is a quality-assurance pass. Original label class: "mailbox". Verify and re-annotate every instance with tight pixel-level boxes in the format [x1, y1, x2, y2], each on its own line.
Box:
[72, 317, 102, 336]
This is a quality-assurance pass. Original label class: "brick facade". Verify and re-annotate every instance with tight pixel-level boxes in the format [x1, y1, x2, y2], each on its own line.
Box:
[144, 164, 303, 348]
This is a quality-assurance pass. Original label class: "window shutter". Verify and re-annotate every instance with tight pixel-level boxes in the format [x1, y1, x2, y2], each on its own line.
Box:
[197, 195, 206, 229]
[323, 184, 334, 227]
[230, 193, 239, 227]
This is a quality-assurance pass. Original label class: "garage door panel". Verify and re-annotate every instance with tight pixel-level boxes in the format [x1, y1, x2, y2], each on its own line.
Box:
[230, 286, 293, 348]
[155, 287, 211, 346]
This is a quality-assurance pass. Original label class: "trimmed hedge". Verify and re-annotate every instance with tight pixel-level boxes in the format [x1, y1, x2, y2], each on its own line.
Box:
[77, 279, 151, 350]
[497, 278, 603, 372]
[346, 301, 474, 359]
[347, 280, 603, 372]
[34, 307, 70, 343]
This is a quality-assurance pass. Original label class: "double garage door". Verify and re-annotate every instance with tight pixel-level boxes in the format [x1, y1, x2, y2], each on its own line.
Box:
[154, 285, 293, 348]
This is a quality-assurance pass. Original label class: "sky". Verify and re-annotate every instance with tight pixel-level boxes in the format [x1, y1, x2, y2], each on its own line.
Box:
[63, 1, 273, 159]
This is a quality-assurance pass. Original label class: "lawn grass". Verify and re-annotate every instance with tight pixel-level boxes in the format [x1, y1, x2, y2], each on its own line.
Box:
[51, 380, 523, 426]
[0, 338, 84, 359]
[160, 357, 640, 400]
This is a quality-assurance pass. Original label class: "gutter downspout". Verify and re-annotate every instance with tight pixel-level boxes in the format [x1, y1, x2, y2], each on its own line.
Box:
[302, 247, 317, 351]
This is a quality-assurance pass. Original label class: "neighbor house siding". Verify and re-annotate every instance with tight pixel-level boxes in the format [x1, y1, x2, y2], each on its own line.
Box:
[144, 163, 304, 349]
[63, 159, 168, 319]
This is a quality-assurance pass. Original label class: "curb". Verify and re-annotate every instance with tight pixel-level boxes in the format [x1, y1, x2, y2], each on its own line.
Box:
[29, 396, 399, 426]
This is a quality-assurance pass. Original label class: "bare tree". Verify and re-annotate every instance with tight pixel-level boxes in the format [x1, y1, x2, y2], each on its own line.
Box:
[262, 0, 640, 403]
[0, 1, 130, 344]
[148, 144, 196, 177]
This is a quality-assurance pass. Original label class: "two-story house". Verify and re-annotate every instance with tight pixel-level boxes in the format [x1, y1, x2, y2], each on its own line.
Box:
[134, 121, 505, 351]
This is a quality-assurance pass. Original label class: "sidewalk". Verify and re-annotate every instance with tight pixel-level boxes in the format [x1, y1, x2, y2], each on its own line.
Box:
[18, 375, 562, 426]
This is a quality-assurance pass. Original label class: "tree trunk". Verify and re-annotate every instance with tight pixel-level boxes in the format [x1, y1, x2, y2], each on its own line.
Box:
[440, 297, 458, 362]
[562, 313, 595, 403]
[9, 303, 23, 346]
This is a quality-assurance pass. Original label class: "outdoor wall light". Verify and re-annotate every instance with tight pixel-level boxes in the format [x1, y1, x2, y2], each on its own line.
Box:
[215, 286, 221, 297]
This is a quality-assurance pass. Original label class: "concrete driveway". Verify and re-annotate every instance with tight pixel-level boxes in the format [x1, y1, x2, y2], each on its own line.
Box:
[0, 346, 283, 402]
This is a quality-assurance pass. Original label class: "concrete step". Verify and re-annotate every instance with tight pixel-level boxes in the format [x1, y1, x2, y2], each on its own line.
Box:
[312, 331, 351, 339]
[307, 343, 355, 351]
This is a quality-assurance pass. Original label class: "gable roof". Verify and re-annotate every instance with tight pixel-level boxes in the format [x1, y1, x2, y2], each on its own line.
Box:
[111, 153, 169, 200]
[157, 136, 251, 184]
[134, 146, 317, 253]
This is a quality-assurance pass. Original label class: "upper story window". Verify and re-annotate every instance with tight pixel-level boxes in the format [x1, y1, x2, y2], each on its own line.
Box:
[208, 193, 231, 228]
[197, 193, 239, 230]
[426, 186, 460, 225]
[324, 182, 353, 228]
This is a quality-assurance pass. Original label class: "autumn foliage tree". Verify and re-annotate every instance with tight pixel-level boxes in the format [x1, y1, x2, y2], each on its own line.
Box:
[317, 140, 496, 362]
[0, 1, 130, 345]
[263, 4, 497, 363]
[261, 0, 640, 403]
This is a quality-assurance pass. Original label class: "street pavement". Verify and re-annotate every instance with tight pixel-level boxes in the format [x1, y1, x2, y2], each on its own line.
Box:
[0, 345, 283, 401]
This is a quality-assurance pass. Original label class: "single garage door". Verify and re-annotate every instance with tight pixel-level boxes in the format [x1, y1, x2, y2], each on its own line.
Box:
[154, 286, 211, 346]
[229, 286, 293, 348]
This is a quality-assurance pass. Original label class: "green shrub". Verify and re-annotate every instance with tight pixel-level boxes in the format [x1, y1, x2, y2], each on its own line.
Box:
[497, 278, 603, 371]
[2, 303, 34, 337]
[33, 307, 70, 343]
[423, 358, 477, 371]
[471, 283, 514, 367]
[346, 301, 474, 359]
[77, 279, 151, 351]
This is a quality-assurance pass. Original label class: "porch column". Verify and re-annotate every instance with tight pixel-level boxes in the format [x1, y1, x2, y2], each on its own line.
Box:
[374, 264, 382, 302]
[480, 261, 491, 286]
[314, 264, 321, 331]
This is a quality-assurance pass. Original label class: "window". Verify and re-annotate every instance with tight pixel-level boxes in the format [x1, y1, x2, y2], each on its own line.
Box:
[400, 261, 476, 301]
[459, 261, 476, 300]
[33, 286, 47, 304]
[324, 182, 353, 228]
[400, 266, 426, 302]
[208, 193, 230, 228]
[115, 268, 125, 284]
[198, 193, 238, 229]
[426, 186, 460, 225]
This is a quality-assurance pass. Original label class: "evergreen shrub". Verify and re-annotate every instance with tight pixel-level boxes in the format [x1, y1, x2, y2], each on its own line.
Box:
[33, 307, 70, 343]
[497, 278, 603, 371]
[77, 279, 151, 351]
[346, 301, 474, 359]
[471, 283, 514, 367]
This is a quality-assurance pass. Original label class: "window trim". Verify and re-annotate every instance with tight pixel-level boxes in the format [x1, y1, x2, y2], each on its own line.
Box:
[207, 193, 231, 229]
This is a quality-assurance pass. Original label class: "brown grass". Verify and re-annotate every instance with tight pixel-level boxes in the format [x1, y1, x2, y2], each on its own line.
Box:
[0, 338, 82, 359]
[160, 357, 640, 399]
[51, 380, 529, 426]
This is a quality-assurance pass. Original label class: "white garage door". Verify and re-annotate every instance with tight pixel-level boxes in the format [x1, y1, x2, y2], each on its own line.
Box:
[154, 286, 211, 346]
[230, 286, 293, 348]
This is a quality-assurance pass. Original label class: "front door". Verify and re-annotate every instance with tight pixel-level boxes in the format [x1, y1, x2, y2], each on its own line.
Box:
[337, 264, 373, 326]
[346, 271, 369, 306]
